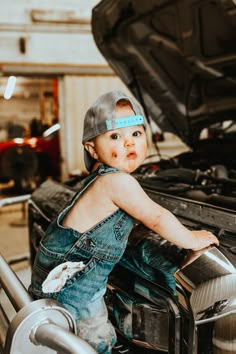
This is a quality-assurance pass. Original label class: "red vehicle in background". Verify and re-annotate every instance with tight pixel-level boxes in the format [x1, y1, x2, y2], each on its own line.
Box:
[0, 123, 61, 193]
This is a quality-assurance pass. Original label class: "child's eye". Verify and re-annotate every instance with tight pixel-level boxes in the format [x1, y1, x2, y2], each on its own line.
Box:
[110, 133, 120, 140]
[133, 130, 142, 137]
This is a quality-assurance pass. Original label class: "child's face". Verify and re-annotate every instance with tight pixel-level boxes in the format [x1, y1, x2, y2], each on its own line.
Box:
[90, 104, 147, 173]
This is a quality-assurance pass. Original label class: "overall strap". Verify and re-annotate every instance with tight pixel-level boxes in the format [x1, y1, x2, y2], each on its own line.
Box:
[72, 164, 121, 205]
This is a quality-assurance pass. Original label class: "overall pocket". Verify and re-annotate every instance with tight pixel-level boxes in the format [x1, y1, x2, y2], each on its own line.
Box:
[113, 213, 134, 242]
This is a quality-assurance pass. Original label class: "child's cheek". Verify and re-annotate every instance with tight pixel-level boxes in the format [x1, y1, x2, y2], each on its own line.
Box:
[111, 151, 118, 158]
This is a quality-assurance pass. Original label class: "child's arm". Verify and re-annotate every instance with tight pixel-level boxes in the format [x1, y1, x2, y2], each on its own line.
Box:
[110, 173, 219, 250]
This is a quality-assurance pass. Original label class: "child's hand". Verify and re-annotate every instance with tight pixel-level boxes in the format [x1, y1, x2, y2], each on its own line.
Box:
[179, 232, 219, 269]
[179, 245, 215, 269]
[191, 230, 219, 251]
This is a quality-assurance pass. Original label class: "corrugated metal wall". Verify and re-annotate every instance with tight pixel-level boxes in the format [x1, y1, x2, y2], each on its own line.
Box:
[59, 74, 131, 179]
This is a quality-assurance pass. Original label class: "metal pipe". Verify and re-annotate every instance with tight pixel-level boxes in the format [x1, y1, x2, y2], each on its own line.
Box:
[33, 322, 97, 354]
[0, 254, 32, 311]
[0, 303, 9, 348]
[0, 194, 30, 208]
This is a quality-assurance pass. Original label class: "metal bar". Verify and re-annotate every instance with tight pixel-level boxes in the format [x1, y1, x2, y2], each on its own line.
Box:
[0, 194, 31, 208]
[34, 322, 97, 354]
[0, 303, 9, 349]
[0, 254, 32, 312]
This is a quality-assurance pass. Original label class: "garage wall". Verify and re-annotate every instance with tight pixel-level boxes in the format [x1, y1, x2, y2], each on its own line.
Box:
[0, 0, 104, 74]
[59, 75, 131, 179]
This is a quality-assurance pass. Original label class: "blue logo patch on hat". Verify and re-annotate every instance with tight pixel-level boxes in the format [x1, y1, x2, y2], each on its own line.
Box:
[106, 115, 144, 130]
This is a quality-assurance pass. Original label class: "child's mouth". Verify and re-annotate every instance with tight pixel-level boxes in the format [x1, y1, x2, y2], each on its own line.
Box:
[127, 152, 137, 159]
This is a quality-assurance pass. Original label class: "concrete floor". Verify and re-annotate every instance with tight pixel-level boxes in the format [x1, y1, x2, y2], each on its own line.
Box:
[0, 190, 32, 323]
[0, 197, 30, 264]
[0, 194, 32, 354]
[0, 203, 28, 258]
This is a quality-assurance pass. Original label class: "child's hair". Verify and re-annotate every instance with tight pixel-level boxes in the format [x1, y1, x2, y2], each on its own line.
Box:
[115, 98, 133, 108]
[82, 90, 146, 171]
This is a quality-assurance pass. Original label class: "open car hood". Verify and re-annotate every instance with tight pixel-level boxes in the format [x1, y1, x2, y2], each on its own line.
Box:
[92, 0, 236, 147]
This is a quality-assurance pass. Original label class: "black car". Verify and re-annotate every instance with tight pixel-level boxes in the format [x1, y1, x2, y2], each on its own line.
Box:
[28, 1, 236, 353]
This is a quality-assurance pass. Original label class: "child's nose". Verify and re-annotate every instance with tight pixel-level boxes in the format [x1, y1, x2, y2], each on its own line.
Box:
[124, 136, 135, 146]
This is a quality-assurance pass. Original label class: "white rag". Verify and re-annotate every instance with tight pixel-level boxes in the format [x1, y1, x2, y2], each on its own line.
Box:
[42, 261, 85, 293]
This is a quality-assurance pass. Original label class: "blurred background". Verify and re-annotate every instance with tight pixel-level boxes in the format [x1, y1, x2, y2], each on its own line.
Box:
[0, 0, 187, 276]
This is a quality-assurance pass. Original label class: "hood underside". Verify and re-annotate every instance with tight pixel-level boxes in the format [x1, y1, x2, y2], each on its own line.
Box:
[92, 0, 236, 146]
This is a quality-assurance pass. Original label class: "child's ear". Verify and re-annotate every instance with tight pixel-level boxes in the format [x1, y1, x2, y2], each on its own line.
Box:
[84, 141, 98, 160]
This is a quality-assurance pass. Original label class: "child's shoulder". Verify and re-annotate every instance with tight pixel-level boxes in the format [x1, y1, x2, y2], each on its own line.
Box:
[99, 167, 139, 191]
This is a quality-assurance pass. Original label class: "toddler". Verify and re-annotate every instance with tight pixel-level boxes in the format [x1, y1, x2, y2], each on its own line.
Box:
[29, 90, 219, 354]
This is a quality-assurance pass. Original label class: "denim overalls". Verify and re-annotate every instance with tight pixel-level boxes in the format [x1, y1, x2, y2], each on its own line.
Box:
[29, 164, 134, 353]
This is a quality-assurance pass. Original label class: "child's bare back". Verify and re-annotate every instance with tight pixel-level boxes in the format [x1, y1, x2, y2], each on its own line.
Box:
[63, 171, 121, 233]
